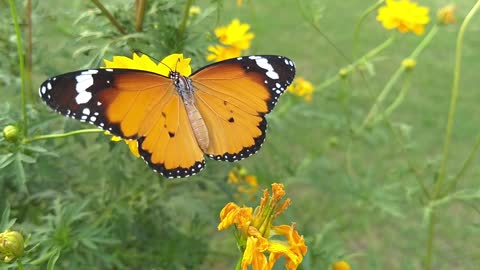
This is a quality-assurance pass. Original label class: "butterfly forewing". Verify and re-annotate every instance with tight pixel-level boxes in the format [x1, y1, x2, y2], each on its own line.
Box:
[191, 55, 295, 161]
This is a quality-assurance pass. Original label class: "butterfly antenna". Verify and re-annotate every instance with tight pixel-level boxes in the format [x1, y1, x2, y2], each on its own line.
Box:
[158, 61, 174, 73]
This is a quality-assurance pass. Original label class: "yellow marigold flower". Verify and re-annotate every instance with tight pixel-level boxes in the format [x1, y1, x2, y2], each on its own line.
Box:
[236, 0, 243, 6]
[0, 230, 24, 263]
[332, 260, 351, 270]
[214, 19, 254, 50]
[437, 4, 456, 25]
[377, 0, 430, 35]
[287, 77, 314, 102]
[207, 45, 242, 62]
[101, 53, 192, 158]
[218, 183, 307, 270]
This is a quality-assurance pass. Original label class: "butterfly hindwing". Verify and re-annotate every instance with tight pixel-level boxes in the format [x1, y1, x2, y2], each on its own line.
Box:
[191, 55, 295, 161]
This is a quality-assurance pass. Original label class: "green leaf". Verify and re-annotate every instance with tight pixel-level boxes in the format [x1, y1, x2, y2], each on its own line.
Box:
[0, 153, 15, 169]
[17, 153, 36, 164]
[46, 249, 61, 270]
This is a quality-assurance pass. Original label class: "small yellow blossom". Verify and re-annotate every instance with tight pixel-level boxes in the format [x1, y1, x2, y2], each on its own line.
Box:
[0, 230, 24, 263]
[105, 131, 140, 158]
[401, 58, 417, 70]
[207, 45, 242, 62]
[218, 183, 307, 270]
[227, 166, 260, 202]
[332, 260, 351, 270]
[437, 4, 456, 25]
[287, 77, 314, 102]
[236, 0, 244, 7]
[189, 5, 201, 17]
[377, 0, 430, 35]
[214, 19, 254, 50]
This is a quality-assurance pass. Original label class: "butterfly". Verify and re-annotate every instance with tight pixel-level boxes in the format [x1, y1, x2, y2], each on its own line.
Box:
[39, 55, 296, 178]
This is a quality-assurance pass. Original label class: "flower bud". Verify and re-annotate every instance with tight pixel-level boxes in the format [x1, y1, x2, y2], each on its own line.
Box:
[437, 4, 456, 25]
[0, 230, 24, 263]
[338, 68, 349, 78]
[332, 260, 351, 270]
[401, 58, 417, 70]
[2, 125, 19, 142]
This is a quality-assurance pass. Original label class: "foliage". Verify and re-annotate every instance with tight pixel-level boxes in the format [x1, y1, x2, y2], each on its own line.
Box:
[1, 0, 480, 269]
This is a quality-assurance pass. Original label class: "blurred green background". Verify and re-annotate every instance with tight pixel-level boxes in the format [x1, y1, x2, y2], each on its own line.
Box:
[1, 0, 479, 269]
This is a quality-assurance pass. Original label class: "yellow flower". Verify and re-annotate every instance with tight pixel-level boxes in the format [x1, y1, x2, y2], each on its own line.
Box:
[437, 4, 456, 25]
[214, 19, 254, 50]
[218, 183, 307, 270]
[377, 0, 430, 35]
[103, 53, 192, 77]
[287, 77, 314, 102]
[227, 166, 260, 202]
[236, 0, 243, 6]
[207, 45, 242, 62]
[101, 53, 192, 158]
[0, 230, 24, 263]
[332, 260, 351, 270]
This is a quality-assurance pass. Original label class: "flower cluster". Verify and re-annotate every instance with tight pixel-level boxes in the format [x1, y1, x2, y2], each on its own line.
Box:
[218, 183, 307, 270]
[287, 77, 314, 102]
[376, 0, 430, 35]
[227, 166, 260, 202]
[207, 19, 254, 62]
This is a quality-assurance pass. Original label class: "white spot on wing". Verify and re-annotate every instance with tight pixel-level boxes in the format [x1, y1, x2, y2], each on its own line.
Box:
[76, 91, 92, 104]
[82, 108, 91, 115]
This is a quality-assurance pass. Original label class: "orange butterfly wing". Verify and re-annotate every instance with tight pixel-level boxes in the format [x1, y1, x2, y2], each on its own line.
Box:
[191, 55, 295, 161]
[39, 69, 205, 177]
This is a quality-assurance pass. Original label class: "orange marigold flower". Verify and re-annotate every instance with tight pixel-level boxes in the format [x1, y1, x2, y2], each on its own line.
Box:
[377, 0, 430, 35]
[218, 183, 307, 270]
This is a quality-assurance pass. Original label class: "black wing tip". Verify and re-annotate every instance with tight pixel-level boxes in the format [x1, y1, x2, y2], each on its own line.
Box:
[206, 117, 267, 162]
[137, 137, 206, 178]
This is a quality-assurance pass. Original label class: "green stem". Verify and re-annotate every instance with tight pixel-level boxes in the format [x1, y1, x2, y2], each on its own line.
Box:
[23, 129, 104, 144]
[352, 0, 384, 58]
[361, 25, 439, 129]
[8, 0, 28, 137]
[177, 0, 193, 43]
[424, 211, 436, 270]
[234, 254, 243, 270]
[446, 134, 480, 193]
[135, 0, 146, 32]
[425, 3, 480, 269]
[26, 0, 33, 104]
[434, 1, 480, 196]
[316, 36, 394, 93]
[370, 73, 412, 125]
[17, 259, 25, 270]
[91, 0, 127, 35]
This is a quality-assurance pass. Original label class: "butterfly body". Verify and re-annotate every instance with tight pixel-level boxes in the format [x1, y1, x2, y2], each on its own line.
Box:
[39, 55, 295, 178]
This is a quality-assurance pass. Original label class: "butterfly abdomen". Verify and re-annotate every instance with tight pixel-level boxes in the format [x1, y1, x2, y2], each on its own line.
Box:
[173, 73, 210, 152]
[185, 104, 209, 152]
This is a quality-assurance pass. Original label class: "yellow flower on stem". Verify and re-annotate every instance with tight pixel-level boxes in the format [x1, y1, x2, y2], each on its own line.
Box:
[214, 19, 254, 50]
[218, 183, 307, 270]
[102, 53, 193, 158]
[287, 77, 314, 102]
[377, 0, 430, 35]
[207, 45, 242, 62]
